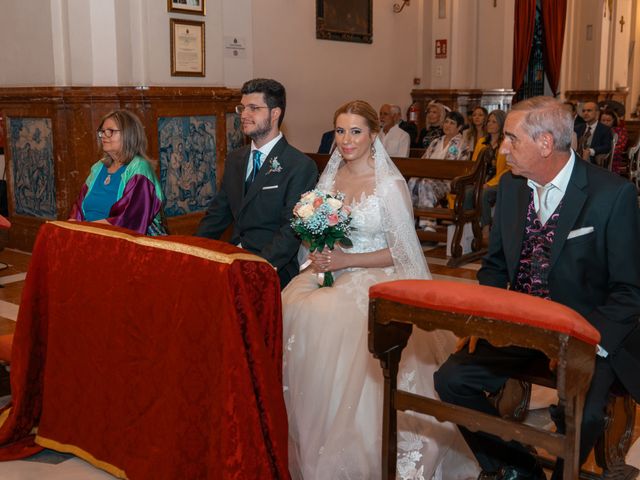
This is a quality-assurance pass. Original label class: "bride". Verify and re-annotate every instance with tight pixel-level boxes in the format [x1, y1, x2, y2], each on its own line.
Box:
[282, 100, 479, 480]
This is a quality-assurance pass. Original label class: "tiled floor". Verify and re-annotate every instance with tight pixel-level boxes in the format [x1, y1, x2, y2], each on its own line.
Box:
[0, 246, 637, 479]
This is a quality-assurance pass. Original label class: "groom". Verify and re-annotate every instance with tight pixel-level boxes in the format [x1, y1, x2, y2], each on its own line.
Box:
[434, 96, 640, 479]
[196, 78, 317, 288]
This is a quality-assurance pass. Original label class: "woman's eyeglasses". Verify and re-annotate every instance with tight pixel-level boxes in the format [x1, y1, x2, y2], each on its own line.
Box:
[97, 128, 121, 139]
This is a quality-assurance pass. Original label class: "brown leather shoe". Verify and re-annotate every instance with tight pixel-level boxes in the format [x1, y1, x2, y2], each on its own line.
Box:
[488, 379, 532, 420]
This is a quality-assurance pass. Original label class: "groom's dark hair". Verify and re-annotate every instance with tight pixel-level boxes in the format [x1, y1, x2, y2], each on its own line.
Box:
[241, 78, 286, 127]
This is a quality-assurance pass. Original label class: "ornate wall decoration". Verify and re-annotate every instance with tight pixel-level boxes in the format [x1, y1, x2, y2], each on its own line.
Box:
[225, 112, 245, 153]
[8, 117, 56, 218]
[158, 115, 216, 217]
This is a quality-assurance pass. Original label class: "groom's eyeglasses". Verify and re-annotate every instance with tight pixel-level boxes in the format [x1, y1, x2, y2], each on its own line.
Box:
[235, 104, 269, 115]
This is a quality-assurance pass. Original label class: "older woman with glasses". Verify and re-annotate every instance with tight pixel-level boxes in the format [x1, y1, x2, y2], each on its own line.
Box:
[69, 110, 167, 235]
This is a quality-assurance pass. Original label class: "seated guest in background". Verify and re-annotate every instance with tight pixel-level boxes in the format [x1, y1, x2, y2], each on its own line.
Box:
[399, 104, 419, 147]
[196, 78, 317, 289]
[409, 110, 468, 231]
[463, 106, 488, 155]
[435, 96, 640, 480]
[69, 110, 166, 236]
[282, 99, 478, 480]
[317, 129, 335, 154]
[563, 100, 585, 128]
[468, 109, 509, 230]
[575, 101, 613, 164]
[598, 108, 628, 174]
[379, 104, 410, 157]
[417, 102, 447, 149]
[562, 101, 580, 150]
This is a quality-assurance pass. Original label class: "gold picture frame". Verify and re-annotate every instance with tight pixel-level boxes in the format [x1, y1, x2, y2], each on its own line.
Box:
[316, 0, 373, 44]
[170, 19, 205, 77]
[167, 0, 205, 16]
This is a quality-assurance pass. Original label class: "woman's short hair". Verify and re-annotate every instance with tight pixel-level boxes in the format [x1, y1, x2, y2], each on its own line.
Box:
[599, 109, 618, 127]
[333, 100, 380, 134]
[446, 111, 465, 128]
[98, 110, 149, 166]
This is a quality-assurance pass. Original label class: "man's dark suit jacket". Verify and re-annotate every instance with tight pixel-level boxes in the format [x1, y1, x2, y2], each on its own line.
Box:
[196, 136, 318, 288]
[478, 156, 640, 402]
[317, 130, 335, 154]
[574, 122, 613, 161]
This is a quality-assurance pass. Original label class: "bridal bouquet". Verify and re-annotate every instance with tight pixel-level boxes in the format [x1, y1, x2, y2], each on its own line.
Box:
[291, 189, 353, 287]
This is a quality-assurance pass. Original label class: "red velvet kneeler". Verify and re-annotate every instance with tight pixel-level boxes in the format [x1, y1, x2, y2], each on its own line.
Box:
[0, 221, 289, 479]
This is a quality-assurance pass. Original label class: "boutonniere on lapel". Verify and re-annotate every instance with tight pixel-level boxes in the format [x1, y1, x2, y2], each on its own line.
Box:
[267, 156, 283, 175]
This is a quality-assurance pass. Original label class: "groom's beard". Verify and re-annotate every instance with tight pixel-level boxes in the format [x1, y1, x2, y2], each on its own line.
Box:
[243, 116, 273, 143]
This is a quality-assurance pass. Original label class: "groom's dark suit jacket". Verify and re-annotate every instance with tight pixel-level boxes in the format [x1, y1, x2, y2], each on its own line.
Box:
[196, 136, 318, 288]
[478, 156, 640, 402]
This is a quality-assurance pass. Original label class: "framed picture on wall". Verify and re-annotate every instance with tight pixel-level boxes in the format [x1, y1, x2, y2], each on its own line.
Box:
[167, 0, 205, 16]
[316, 0, 372, 44]
[170, 19, 205, 77]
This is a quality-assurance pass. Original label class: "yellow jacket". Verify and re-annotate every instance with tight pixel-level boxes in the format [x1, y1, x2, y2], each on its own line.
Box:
[471, 138, 510, 188]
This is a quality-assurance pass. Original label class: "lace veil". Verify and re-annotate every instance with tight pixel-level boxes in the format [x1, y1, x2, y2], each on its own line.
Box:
[317, 137, 431, 280]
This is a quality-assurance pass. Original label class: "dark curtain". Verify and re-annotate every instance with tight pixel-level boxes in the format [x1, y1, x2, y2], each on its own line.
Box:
[541, 0, 567, 96]
[512, 0, 537, 92]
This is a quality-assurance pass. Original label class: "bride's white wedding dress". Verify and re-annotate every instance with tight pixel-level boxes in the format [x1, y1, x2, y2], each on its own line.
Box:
[282, 181, 479, 479]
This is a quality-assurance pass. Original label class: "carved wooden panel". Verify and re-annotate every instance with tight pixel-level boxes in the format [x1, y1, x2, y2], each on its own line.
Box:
[0, 86, 242, 250]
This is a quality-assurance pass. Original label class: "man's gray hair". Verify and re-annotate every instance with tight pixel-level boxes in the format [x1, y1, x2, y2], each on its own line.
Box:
[511, 96, 573, 152]
[389, 104, 402, 117]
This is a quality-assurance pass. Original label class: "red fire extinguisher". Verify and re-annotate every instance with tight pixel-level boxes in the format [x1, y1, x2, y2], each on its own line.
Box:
[408, 103, 419, 123]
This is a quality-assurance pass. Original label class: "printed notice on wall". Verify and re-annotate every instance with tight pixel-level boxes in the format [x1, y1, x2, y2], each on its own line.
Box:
[224, 37, 247, 59]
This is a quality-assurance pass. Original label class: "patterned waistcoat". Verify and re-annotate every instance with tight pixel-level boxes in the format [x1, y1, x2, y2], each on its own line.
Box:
[513, 191, 562, 299]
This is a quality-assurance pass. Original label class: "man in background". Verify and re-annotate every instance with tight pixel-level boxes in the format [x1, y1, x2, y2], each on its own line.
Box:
[379, 104, 410, 157]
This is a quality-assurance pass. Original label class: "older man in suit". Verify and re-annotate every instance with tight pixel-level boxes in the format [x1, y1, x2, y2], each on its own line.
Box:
[434, 96, 640, 480]
[196, 78, 318, 288]
[574, 101, 613, 164]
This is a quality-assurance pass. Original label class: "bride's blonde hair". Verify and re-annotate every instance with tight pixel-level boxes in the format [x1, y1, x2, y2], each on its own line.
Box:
[333, 100, 380, 134]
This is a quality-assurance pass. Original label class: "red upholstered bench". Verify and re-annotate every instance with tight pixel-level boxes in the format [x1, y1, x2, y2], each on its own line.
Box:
[368, 280, 600, 480]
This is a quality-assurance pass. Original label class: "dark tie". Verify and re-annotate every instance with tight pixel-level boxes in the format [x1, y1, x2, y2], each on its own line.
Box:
[245, 150, 262, 191]
[581, 125, 593, 151]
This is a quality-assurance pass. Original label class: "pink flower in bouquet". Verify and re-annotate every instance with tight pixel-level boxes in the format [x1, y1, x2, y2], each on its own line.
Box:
[327, 213, 339, 226]
[313, 197, 323, 209]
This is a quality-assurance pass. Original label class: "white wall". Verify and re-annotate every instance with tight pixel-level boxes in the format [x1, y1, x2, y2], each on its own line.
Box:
[0, 2, 56, 86]
[252, 0, 420, 151]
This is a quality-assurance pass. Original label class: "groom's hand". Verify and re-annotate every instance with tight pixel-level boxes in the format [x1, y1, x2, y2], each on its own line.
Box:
[455, 336, 479, 353]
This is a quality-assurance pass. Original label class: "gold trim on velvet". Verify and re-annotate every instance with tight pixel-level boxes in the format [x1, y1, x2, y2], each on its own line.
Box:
[35, 435, 128, 479]
[48, 221, 269, 265]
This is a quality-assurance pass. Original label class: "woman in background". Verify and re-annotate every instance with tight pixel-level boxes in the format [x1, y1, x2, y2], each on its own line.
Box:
[462, 106, 488, 156]
[70, 110, 166, 235]
[410, 111, 468, 231]
[599, 108, 628, 174]
[417, 102, 447, 149]
[469, 109, 509, 229]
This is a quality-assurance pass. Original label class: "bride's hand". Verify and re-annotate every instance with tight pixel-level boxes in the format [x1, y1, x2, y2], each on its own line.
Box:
[309, 247, 350, 273]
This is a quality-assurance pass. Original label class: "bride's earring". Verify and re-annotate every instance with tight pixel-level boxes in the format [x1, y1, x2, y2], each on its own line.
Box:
[371, 144, 377, 156]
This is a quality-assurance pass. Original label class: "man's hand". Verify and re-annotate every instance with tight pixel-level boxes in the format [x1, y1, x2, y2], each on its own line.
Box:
[456, 336, 479, 353]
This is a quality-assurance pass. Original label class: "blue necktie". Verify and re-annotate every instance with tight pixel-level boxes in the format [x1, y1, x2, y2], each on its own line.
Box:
[246, 150, 262, 190]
